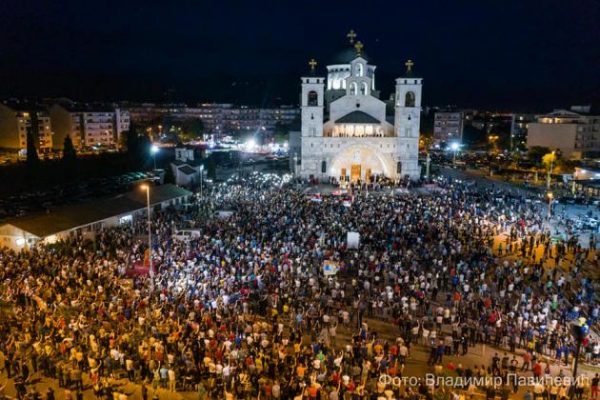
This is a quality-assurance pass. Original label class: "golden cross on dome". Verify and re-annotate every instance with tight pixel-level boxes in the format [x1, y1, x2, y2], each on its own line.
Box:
[308, 58, 317, 71]
[354, 41, 364, 55]
[347, 29, 357, 44]
[405, 59, 415, 73]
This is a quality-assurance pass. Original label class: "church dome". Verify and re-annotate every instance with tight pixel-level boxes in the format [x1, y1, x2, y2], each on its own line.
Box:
[330, 46, 369, 64]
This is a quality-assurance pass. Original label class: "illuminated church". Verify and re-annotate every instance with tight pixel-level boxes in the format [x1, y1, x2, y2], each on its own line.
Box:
[295, 31, 422, 182]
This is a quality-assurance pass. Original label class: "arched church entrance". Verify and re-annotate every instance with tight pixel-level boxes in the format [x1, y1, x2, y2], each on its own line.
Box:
[330, 145, 392, 184]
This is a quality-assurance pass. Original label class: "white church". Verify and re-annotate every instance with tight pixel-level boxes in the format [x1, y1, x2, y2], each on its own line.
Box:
[291, 32, 422, 183]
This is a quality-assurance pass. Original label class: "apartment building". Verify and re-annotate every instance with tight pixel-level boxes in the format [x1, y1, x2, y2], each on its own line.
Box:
[125, 103, 299, 135]
[0, 101, 53, 154]
[49, 102, 130, 150]
[433, 111, 463, 144]
[527, 106, 600, 159]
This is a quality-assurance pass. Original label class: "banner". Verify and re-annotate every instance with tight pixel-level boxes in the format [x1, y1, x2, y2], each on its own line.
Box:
[217, 211, 234, 219]
[323, 260, 340, 276]
[347, 231, 360, 249]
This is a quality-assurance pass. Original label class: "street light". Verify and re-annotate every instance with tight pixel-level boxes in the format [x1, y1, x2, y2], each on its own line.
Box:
[547, 192, 553, 219]
[140, 184, 154, 278]
[199, 164, 204, 198]
[546, 150, 556, 190]
[449, 142, 460, 167]
[150, 145, 159, 171]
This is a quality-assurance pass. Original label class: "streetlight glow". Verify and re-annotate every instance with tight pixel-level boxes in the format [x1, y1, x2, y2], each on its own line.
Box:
[151, 145, 159, 154]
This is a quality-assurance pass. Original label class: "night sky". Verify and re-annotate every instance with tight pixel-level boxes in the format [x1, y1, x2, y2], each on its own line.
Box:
[1, 0, 598, 111]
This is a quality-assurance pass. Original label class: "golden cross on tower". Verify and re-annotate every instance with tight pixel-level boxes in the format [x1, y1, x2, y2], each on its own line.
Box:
[308, 58, 317, 71]
[347, 29, 357, 44]
[405, 59, 415, 73]
[354, 41, 364, 55]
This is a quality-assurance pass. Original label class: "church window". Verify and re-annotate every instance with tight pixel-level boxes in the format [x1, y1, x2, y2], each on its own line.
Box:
[350, 82, 358, 96]
[355, 63, 364, 77]
[405, 91, 416, 107]
[307, 91, 318, 106]
[360, 82, 368, 96]
[321, 161, 327, 173]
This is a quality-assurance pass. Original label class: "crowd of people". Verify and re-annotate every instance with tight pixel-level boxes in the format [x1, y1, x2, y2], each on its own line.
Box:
[0, 172, 598, 400]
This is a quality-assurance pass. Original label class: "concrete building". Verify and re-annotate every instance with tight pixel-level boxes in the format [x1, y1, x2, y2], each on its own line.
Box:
[125, 103, 299, 136]
[510, 113, 537, 151]
[49, 102, 130, 150]
[0, 184, 191, 251]
[527, 106, 600, 159]
[297, 35, 422, 182]
[0, 101, 53, 155]
[170, 146, 204, 187]
[433, 111, 463, 144]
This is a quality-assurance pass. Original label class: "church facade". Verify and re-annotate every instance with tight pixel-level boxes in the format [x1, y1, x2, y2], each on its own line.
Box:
[295, 33, 422, 182]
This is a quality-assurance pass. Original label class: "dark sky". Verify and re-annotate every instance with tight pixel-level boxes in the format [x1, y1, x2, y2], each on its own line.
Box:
[1, 0, 599, 111]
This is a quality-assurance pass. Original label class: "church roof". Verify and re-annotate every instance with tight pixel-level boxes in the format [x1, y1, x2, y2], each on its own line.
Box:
[330, 47, 369, 64]
[335, 111, 380, 124]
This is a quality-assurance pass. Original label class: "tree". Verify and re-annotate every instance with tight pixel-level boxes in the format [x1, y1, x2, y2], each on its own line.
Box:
[124, 122, 151, 170]
[26, 129, 39, 167]
[163, 164, 175, 184]
[206, 154, 217, 179]
[542, 151, 557, 168]
[179, 119, 204, 142]
[135, 133, 152, 170]
[527, 146, 550, 167]
[62, 135, 77, 163]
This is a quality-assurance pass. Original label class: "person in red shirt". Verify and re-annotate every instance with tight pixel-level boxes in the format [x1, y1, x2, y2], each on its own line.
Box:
[521, 351, 532, 371]
[532, 361, 542, 378]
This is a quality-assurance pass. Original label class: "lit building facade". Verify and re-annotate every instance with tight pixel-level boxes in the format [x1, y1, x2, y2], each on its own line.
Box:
[297, 35, 422, 182]
[0, 101, 53, 154]
[527, 107, 600, 159]
[433, 111, 463, 144]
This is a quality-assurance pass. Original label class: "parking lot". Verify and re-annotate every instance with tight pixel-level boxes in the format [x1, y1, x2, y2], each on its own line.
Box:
[0, 171, 155, 220]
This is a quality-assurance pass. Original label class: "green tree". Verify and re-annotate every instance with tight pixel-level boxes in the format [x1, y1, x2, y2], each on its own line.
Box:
[206, 154, 217, 179]
[179, 119, 204, 142]
[527, 146, 551, 167]
[26, 129, 39, 167]
[62, 135, 77, 162]
[164, 164, 175, 184]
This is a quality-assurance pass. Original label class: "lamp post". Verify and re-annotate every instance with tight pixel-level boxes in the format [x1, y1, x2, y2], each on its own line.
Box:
[425, 153, 431, 180]
[199, 164, 204, 198]
[151, 145, 159, 171]
[547, 192, 553, 219]
[450, 142, 459, 167]
[546, 150, 555, 190]
[140, 184, 153, 278]
[570, 320, 588, 400]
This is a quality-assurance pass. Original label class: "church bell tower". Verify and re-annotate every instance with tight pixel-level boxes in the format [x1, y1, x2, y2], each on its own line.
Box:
[394, 60, 422, 178]
[301, 59, 324, 138]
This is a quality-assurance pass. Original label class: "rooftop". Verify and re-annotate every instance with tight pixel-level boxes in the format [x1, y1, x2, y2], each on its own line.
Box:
[178, 165, 198, 175]
[4, 184, 192, 238]
[335, 111, 380, 124]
